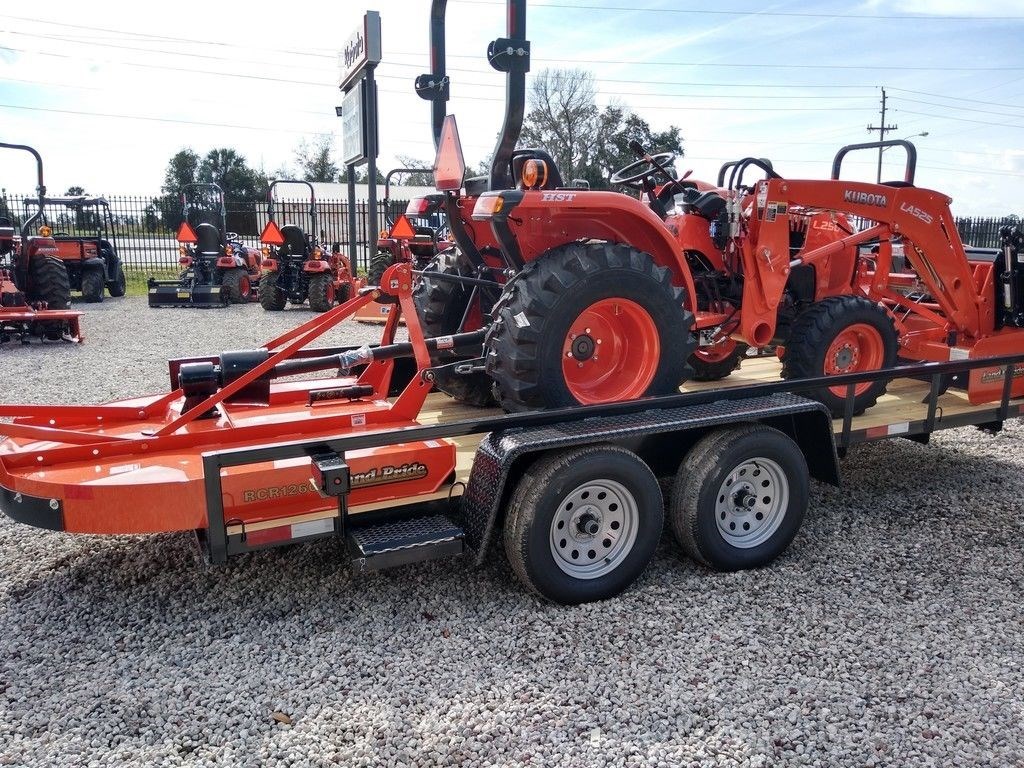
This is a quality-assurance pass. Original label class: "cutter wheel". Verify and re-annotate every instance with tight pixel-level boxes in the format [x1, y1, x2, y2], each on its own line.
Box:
[0, 264, 476, 537]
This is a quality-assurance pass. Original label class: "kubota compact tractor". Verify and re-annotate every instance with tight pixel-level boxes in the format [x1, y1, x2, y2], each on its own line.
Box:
[257, 180, 357, 313]
[0, 142, 81, 343]
[23, 195, 126, 302]
[413, 0, 1024, 416]
[147, 184, 261, 307]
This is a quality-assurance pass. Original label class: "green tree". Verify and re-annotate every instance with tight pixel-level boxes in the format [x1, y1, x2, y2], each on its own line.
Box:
[390, 155, 434, 187]
[294, 136, 339, 183]
[520, 68, 600, 183]
[592, 105, 685, 190]
[65, 185, 86, 196]
[158, 147, 267, 234]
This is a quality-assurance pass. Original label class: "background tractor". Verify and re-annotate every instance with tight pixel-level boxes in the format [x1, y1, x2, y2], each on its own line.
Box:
[23, 195, 126, 302]
[258, 180, 356, 313]
[0, 142, 81, 342]
[148, 183, 261, 307]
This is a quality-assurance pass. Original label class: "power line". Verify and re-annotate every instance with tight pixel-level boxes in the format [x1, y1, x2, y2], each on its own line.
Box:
[899, 108, 1024, 130]
[450, 0, 1024, 21]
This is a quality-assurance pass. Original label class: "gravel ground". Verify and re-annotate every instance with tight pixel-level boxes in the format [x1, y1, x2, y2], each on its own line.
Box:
[1, 297, 1023, 767]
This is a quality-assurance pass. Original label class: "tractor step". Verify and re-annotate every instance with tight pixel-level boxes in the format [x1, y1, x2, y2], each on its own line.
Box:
[348, 514, 463, 572]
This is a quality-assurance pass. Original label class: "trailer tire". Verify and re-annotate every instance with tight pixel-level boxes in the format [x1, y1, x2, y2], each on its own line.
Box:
[669, 424, 807, 571]
[781, 295, 897, 416]
[414, 248, 495, 407]
[80, 268, 105, 303]
[107, 262, 127, 297]
[28, 255, 71, 309]
[689, 340, 747, 382]
[504, 444, 663, 604]
[486, 242, 695, 411]
[368, 249, 398, 304]
[259, 271, 287, 311]
[307, 272, 335, 312]
[220, 268, 252, 304]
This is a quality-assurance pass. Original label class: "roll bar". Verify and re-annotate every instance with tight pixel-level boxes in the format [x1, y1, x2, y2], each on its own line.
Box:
[415, 0, 450, 150]
[832, 140, 917, 185]
[181, 183, 227, 238]
[267, 180, 318, 241]
[487, 0, 530, 192]
[0, 142, 47, 238]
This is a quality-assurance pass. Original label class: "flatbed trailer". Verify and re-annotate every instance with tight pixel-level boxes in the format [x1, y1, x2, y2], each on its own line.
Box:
[169, 351, 1022, 603]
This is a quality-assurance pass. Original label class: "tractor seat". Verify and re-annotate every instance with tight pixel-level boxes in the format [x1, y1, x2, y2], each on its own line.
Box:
[194, 223, 222, 256]
[681, 188, 727, 220]
[279, 224, 308, 256]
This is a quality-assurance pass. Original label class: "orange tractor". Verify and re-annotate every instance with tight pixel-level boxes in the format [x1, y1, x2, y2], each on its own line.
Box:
[415, 0, 1024, 416]
[257, 180, 358, 313]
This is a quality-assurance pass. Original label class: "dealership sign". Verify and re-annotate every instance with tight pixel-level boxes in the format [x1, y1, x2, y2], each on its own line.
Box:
[339, 11, 381, 93]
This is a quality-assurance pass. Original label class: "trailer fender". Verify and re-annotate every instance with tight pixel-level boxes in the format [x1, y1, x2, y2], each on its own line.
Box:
[461, 393, 837, 566]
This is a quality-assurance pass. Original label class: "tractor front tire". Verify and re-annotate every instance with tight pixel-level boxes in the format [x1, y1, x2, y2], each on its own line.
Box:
[414, 249, 496, 407]
[81, 268, 105, 303]
[781, 295, 898, 416]
[259, 271, 287, 311]
[689, 340, 748, 382]
[368, 249, 398, 304]
[307, 272, 335, 313]
[220, 268, 252, 304]
[486, 242, 695, 411]
[107, 262, 127, 297]
[28, 255, 71, 309]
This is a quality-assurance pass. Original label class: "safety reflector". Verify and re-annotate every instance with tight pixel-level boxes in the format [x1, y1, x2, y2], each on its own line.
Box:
[260, 220, 285, 246]
[433, 114, 466, 192]
[389, 214, 417, 240]
[176, 222, 198, 244]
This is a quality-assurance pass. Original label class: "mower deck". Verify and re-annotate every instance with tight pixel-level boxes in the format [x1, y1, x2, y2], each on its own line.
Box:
[0, 306, 83, 343]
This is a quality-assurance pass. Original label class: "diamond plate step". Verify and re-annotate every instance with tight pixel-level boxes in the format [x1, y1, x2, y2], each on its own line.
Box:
[348, 514, 464, 572]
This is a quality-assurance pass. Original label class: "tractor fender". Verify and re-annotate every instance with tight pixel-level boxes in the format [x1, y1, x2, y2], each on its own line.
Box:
[302, 260, 332, 274]
[505, 190, 697, 309]
[261, 259, 279, 272]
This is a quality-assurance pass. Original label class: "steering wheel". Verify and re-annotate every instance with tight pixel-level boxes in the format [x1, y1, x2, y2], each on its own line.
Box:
[610, 152, 677, 187]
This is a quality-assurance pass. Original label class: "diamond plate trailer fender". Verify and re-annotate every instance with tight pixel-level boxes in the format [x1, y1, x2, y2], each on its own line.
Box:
[460, 393, 838, 566]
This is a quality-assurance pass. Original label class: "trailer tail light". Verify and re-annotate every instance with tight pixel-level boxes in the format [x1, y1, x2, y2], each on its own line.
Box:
[176, 222, 198, 244]
[433, 115, 466, 192]
[521, 159, 547, 190]
[260, 220, 285, 246]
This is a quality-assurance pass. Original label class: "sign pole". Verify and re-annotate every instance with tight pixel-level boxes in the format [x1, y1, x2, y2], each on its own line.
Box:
[365, 71, 379, 269]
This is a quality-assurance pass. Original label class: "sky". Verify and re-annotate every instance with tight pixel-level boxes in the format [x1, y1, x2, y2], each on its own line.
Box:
[0, 0, 1022, 216]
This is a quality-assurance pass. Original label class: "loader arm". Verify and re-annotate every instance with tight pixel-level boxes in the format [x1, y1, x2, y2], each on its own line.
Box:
[749, 178, 984, 338]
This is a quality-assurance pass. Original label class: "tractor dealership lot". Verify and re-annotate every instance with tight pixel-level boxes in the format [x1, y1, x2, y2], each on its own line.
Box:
[0, 299, 1022, 766]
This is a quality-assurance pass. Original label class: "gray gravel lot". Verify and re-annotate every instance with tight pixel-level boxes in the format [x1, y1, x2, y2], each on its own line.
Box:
[1, 297, 1023, 767]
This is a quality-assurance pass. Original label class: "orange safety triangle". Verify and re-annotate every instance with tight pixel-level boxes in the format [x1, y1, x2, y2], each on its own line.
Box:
[176, 222, 198, 244]
[260, 220, 285, 246]
[389, 214, 417, 241]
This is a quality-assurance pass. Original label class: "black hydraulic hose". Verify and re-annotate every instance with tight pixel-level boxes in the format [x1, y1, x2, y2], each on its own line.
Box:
[270, 329, 488, 378]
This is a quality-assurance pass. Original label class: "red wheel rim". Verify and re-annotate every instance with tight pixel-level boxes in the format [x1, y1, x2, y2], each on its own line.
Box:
[239, 275, 251, 299]
[693, 338, 737, 364]
[824, 323, 885, 398]
[561, 298, 660, 405]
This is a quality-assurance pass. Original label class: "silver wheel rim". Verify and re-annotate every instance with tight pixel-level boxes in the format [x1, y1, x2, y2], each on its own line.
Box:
[549, 479, 639, 579]
[714, 457, 789, 549]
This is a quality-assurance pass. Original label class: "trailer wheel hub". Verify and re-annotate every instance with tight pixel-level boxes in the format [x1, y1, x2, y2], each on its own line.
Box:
[715, 458, 789, 549]
[550, 479, 639, 579]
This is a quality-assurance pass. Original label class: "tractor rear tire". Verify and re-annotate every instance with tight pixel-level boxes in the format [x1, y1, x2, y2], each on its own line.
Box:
[28, 255, 71, 309]
[220, 268, 252, 304]
[486, 242, 695, 411]
[307, 272, 335, 312]
[259, 271, 287, 311]
[781, 295, 898, 416]
[81, 268, 105, 303]
[107, 262, 127, 297]
[414, 249, 496, 407]
[689, 341, 748, 382]
[368, 249, 398, 304]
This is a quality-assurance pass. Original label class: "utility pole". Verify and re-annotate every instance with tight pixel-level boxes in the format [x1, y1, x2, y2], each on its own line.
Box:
[867, 87, 897, 183]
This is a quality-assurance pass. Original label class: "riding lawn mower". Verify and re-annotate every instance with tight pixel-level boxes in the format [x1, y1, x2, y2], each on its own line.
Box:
[147, 183, 261, 308]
